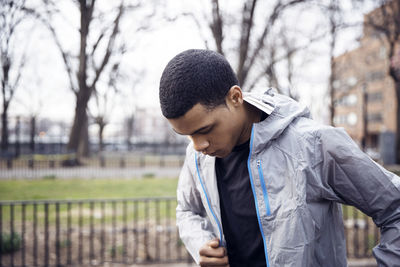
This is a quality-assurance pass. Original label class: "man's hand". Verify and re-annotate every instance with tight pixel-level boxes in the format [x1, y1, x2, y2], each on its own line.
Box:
[198, 238, 229, 267]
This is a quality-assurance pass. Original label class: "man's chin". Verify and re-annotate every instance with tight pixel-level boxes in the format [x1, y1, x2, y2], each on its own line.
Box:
[214, 150, 230, 158]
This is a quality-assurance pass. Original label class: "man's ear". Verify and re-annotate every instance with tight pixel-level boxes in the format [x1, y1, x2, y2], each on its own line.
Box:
[226, 85, 243, 106]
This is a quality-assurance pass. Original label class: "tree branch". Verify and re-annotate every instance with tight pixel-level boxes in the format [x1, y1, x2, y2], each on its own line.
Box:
[237, 0, 258, 84]
[89, 2, 124, 92]
[210, 0, 224, 54]
[243, 0, 307, 86]
[24, 5, 79, 95]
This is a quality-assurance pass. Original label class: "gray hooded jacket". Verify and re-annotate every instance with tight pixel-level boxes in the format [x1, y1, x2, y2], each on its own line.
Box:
[176, 90, 400, 266]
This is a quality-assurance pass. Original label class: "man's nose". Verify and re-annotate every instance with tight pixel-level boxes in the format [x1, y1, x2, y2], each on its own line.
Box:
[192, 136, 210, 152]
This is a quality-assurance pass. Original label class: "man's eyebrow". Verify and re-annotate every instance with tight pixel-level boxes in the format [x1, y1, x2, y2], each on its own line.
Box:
[172, 125, 211, 136]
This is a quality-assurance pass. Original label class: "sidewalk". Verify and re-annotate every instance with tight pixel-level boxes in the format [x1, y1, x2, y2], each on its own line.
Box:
[107, 259, 377, 267]
[102, 263, 196, 267]
[348, 258, 377, 267]
[130, 260, 376, 267]
[0, 166, 181, 179]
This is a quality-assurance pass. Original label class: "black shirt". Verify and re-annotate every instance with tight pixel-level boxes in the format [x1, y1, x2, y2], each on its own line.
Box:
[215, 138, 266, 267]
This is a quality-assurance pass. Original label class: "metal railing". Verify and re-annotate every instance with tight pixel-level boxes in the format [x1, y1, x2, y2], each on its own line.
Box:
[342, 205, 380, 259]
[0, 199, 380, 266]
[0, 197, 192, 266]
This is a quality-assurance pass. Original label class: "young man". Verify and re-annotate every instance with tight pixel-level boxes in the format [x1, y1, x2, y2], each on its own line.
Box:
[159, 49, 400, 267]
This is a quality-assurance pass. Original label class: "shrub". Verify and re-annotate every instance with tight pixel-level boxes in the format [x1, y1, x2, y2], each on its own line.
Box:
[142, 173, 155, 179]
[0, 232, 21, 254]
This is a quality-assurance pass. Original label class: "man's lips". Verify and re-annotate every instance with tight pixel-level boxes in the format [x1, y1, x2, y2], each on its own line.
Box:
[203, 150, 217, 156]
[208, 151, 219, 156]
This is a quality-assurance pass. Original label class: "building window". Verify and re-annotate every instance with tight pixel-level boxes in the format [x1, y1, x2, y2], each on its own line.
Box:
[347, 77, 358, 87]
[367, 113, 383, 122]
[347, 113, 357, 126]
[333, 113, 358, 126]
[335, 94, 358, 107]
[366, 71, 385, 82]
[367, 92, 383, 102]
[333, 80, 341, 89]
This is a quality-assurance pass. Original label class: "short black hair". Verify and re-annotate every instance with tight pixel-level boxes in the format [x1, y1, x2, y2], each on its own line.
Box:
[159, 49, 239, 119]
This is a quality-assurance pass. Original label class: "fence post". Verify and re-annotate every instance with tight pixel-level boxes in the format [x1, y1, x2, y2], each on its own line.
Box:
[120, 157, 125, 168]
[353, 206, 359, 258]
[343, 205, 349, 257]
[160, 156, 165, 167]
[140, 156, 145, 168]
[144, 200, 150, 260]
[10, 204, 14, 267]
[67, 202, 72, 265]
[22, 204, 26, 267]
[33, 203, 37, 266]
[363, 213, 369, 257]
[90, 202, 94, 263]
[28, 159, 34, 169]
[56, 203, 60, 266]
[44, 203, 49, 266]
[0, 204, 2, 266]
[123, 201, 128, 264]
[100, 155, 105, 168]
[7, 158, 12, 169]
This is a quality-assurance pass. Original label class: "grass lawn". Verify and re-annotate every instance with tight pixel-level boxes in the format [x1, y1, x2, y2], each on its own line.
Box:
[0, 177, 178, 201]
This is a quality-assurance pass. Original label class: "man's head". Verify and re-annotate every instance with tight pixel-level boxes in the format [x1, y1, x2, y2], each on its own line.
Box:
[159, 49, 258, 158]
[159, 49, 238, 119]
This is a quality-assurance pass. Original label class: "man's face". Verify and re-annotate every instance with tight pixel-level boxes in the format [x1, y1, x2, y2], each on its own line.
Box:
[168, 102, 244, 158]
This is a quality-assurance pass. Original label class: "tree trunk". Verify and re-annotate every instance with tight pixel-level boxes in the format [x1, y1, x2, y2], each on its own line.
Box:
[67, 92, 90, 158]
[126, 116, 134, 151]
[15, 116, 21, 157]
[210, 0, 223, 55]
[1, 107, 9, 152]
[67, 1, 92, 159]
[98, 123, 105, 152]
[30, 116, 35, 153]
[329, 55, 336, 126]
[78, 114, 89, 157]
[328, 0, 338, 126]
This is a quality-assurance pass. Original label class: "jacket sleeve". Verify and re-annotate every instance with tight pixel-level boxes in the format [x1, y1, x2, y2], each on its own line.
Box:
[313, 126, 400, 266]
[176, 149, 216, 264]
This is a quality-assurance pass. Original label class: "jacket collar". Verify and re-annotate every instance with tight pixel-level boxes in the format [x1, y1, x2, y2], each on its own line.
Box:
[243, 89, 311, 154]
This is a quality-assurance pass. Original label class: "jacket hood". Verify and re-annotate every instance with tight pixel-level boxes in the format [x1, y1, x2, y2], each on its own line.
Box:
[243, 89, 312, 153]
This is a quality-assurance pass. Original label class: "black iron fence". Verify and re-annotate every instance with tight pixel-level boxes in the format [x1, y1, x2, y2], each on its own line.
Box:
[0, 197, 192, 266]
[342, 205, 380, 259]
[0, 198, 381, 266]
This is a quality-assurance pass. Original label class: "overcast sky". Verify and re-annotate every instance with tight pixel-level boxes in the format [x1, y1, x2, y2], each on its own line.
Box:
[7, 0, 378, 138]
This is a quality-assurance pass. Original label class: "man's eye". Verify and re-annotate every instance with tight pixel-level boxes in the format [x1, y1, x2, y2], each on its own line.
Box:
[198, 128, 211, 135]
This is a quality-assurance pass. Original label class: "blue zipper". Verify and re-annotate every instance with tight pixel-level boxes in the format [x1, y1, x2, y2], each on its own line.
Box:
[247, 125, 271, 267]
[194, 153, 224, 246]
[257, 160, 271, 216]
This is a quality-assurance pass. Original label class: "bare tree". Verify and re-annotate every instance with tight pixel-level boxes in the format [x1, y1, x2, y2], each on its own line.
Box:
[364, 0, 400, 161]
[89, 62, 122, 152]
[326, 0, 341, 126]
[120, 70, 144, 151]
[203, 0, 309, 89]
[280, 27, 300, 100]
[0, 0, 30, 152]
[27, 0, 147, 159]
[90, 88, 112, 153]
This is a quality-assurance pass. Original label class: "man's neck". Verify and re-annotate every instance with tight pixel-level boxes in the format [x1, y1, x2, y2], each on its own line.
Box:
[236, 102, 262, 145]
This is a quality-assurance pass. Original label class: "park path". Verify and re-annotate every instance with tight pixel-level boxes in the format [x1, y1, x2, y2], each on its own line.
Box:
[0, 167, 181, 179]
[104, 258, 378, 267]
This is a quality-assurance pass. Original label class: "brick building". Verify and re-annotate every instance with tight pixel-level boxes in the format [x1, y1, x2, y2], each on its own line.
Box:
[333, 1, 399, 164]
